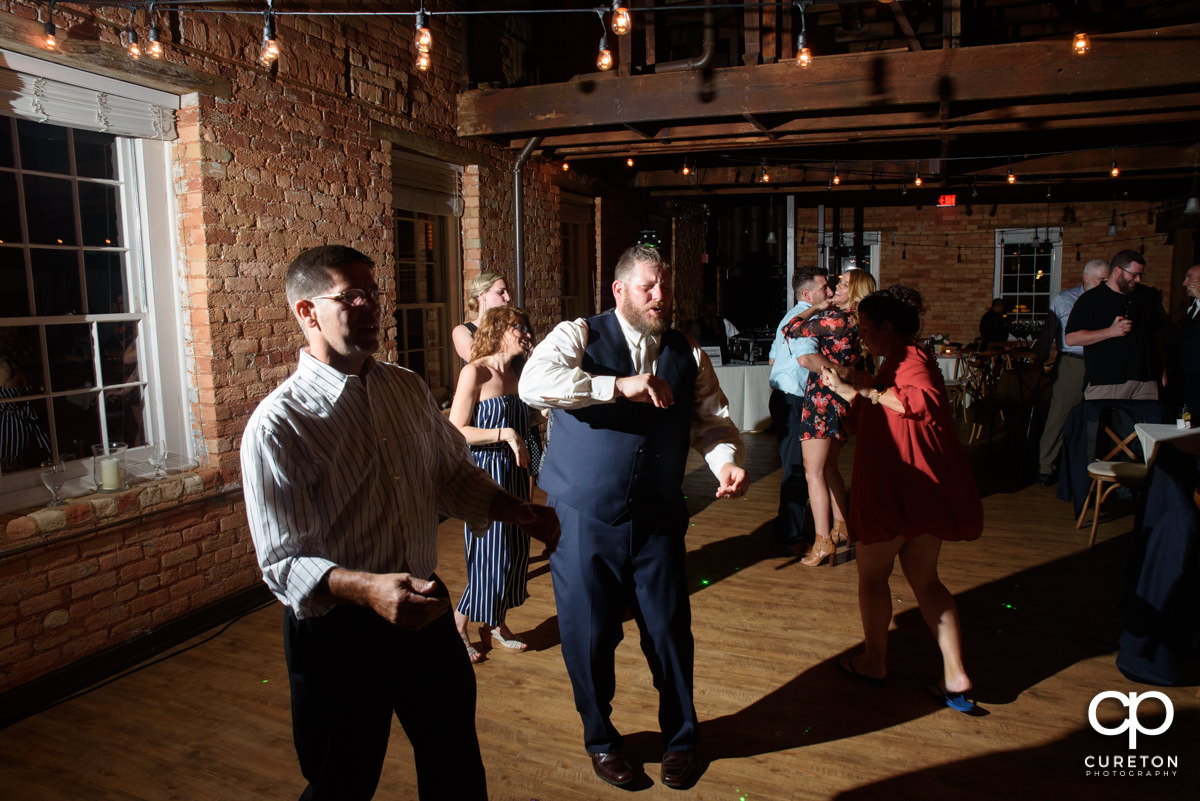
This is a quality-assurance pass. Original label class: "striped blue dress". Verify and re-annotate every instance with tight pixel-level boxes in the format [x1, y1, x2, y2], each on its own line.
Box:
[456, 394, 531, 626]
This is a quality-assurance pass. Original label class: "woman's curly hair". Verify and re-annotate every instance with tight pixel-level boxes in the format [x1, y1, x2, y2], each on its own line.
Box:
[469, 306, 533, 361]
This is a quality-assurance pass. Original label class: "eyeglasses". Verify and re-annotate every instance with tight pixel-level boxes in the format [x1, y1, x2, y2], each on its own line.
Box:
[1116, 264, 1144, 280]
[310, 288, 382, 306]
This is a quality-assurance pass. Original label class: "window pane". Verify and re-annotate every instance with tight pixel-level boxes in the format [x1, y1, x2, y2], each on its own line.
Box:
[0, 117, 14, 168]
[53, 393, 101, 461]
[395, 220, 415, 260]
[406, 309, 423, 349]
[24, 175, 78, 246]
[86, 251, 127, 314]
[78, 182, 123, 247]
[99, 321, 139, 386]
[105, 385, 146, 447]
[17, 119, 70, 175]
[74, 130, 117, 180]
[0, 325, 45, 392]
[46, 324, 95, 391]
[0, 397, 51, 472]
[0, 173, 19, 243]
[31, 249, 83, 316]
[0, 249, 30, 317]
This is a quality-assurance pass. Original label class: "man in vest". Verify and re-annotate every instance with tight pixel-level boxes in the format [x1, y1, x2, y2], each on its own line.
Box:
[519, 245, 746, 790]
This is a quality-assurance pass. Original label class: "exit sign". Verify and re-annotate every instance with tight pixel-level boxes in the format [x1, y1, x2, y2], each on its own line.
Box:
[938, 194, 957, 207]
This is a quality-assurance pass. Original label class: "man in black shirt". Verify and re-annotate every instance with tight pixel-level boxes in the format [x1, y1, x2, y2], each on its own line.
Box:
[979, 298, 1010, 349]
[1065, 249, 1165, 401]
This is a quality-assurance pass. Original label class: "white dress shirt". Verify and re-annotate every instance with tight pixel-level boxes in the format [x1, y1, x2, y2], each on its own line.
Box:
[518, 312, 744, 477]
[241, 349, 499, 619]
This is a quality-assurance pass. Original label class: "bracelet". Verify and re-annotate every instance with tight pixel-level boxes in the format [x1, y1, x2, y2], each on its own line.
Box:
[868, 388, 882, 405]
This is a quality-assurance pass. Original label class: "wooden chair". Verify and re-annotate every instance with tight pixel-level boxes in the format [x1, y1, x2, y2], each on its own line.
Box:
[1075, 420, 1148, 546]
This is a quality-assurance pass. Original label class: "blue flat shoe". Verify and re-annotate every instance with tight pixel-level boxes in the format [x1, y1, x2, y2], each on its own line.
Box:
[929, 685, 988, 716]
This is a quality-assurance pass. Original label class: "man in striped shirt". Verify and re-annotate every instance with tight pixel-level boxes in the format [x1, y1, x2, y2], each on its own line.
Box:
[241, 245, 559, 801]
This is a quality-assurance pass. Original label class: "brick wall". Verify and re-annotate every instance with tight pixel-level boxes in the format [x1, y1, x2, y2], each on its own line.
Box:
[796, 200, 1173, 344]
[0, 1, 563, 697]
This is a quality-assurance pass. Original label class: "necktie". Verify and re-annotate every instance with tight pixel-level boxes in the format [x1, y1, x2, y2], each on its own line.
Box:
[1190, 300, 1199, 319]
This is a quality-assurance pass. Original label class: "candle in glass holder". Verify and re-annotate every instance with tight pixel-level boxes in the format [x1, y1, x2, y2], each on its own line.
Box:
[100, 457, 121, 490]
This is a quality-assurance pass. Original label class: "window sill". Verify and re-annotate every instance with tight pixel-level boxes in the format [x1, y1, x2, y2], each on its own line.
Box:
[1, 468, 234, 548]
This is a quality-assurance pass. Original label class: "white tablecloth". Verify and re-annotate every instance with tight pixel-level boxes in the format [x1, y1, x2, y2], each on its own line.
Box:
[936, 354, 963, 381]
[713, 364, 773, 432]
[1135, 423, 1200, 469]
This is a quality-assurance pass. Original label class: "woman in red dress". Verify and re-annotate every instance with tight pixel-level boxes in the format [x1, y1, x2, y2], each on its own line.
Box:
[822, 286, 984, 713]
[781, 269, 876, 566]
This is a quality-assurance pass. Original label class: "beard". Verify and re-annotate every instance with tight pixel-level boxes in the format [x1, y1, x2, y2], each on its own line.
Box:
[619, 294, 670, 336]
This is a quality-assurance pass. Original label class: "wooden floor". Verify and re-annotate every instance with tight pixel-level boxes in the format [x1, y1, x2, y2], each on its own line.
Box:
[1, 428, 1196, 800]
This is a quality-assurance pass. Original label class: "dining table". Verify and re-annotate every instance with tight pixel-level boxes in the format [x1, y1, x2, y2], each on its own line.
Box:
[712, 363, 773, 432]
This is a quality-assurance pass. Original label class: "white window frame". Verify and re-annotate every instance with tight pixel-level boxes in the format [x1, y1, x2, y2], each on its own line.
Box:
[993, 227, 1063, 334]
[821, 231, 881, 286]
[0, 125, 185, 512]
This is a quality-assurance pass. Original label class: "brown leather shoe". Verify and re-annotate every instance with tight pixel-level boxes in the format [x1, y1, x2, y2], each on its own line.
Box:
[661, 750, 699, 789]
[590, 751, 635, 787]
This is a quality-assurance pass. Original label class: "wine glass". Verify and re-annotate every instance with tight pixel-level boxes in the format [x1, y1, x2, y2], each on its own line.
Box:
[148, 440, 168, 478]
[40, 461, 67, 507]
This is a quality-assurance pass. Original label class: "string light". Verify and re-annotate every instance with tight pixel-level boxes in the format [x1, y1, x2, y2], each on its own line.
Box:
[611, 3, 632, 36]
[1072, 32, 1091, 56]
[43, 2, 57, 51]
[759, 160, 771, 183]
[1007, 159, 1017, 184]
[1110, 147, 1119, 178]
[595, 11, 613, 71]
[795, 1, 812, 68]
[913, 172, 922, 187]
[414, 8, 431, 71]
[126, 29, 140, 59]
[260, 3, 279, 66]
[832, 162, 840, 185]
[562, 161, 570, 171]
[681, 159, 691, 176]
[626, 157, 634, 167]
[147, 3, 162, 58]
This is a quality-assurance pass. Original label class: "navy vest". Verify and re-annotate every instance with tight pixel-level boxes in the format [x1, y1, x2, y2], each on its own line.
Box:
[538, 310, 697, 525]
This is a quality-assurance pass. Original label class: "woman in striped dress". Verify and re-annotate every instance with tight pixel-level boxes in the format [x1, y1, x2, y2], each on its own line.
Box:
[448, 305, 536, 663]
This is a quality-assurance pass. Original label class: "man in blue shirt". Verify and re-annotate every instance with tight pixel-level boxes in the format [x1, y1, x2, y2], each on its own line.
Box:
[768, 265, 831, 551]
[1036, 258, 1110, 484]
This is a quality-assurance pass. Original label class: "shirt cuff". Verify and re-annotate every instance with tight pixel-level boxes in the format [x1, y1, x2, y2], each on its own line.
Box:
[592, 375, 617, 402]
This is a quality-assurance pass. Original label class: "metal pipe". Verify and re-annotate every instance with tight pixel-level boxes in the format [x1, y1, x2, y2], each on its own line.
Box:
[512, 136, 542, 308]
[656, 0, 714, 73]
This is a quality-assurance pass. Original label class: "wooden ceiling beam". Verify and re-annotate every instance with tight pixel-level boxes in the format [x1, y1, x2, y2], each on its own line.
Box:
[457, 23, 1200, 139]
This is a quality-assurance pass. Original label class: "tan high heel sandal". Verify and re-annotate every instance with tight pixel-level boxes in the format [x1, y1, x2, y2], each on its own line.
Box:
[831, 518, 849, 546]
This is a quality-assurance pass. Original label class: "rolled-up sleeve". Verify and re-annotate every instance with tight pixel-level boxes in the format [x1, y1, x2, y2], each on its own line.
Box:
[690, 344, 745, 476]
[518, 319, 617, 409]
[241, 418, 338, 618]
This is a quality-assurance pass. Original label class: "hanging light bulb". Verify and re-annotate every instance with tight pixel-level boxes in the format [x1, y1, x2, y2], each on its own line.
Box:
[759, 161, 771, 183]
[914, 173, 923, 187]
[1072, 31, 1091, 56]
[43, 3, 57, 50]
[832, 163, 840, 185]
[126, 27, 141, 59]
[1107, 209, 1118, 236]
[1110, 148, 1119, 178]
[597, 34, 614, 71]
[795, 3, 812, 68]
[1007, 161, 1017, 184]
[626, 157, 634, 168]
[681, 159, 691, 176]
[260, 8, 279, 66]
[415, 10, 432, 53]
[611, 3, 632, 36]
[147, 5, 163, 59]
[562, 161, 570, 172]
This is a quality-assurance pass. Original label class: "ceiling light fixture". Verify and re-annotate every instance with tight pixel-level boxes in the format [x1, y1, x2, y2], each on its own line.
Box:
[147, 3, 162, 58]
[1110, 148, 1119, 178]
[126, 7, 140, 59]
[1007, 160, 1017, 184]
[832, 162, 840, 185]
[43, 2, 57, 50]
[596, 11, 613, 71]
[1072, 31, 1091, 56]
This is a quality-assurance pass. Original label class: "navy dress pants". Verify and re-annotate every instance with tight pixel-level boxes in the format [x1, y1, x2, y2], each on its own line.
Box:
[548, 498, 697, 754]
[284, 589, 486, 801]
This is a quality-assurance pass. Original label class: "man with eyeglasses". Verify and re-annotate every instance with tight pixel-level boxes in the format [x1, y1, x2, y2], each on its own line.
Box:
[1065, 249, 1166, 401]
[241, 245, 560, 801]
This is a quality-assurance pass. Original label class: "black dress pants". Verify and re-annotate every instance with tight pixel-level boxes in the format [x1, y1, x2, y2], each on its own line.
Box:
[284, 594, 486, 801]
